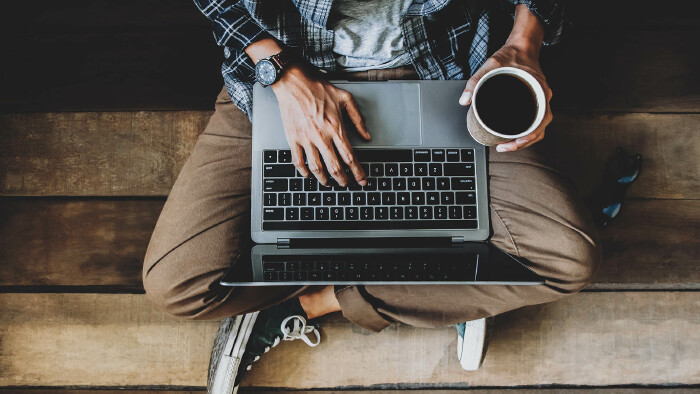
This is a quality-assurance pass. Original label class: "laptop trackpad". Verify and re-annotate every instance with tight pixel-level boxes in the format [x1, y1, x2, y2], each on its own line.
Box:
[338, 82, 422, 147]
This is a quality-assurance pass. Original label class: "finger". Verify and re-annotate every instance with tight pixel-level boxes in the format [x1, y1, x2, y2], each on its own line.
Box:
[460, 59, 496, 106]
[304, 144, 329, 185]
[496, 131, 542, 152]
[341, 91, 371, 140]
[290, 143, 310, 178]
[317, 139, 350, 187]
[333, 132, 367, 186]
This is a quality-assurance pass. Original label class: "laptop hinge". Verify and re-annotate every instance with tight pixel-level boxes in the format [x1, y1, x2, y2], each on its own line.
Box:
[277, 238, 291, 248]
[451, 236, 464, 245]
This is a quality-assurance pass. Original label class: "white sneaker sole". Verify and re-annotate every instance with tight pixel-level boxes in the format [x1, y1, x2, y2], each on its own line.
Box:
[210, 311, 260, 394]
[457, 318, 486, 371]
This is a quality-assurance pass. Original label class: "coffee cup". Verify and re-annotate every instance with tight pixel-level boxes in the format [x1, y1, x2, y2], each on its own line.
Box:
[466, 66, 546, 146]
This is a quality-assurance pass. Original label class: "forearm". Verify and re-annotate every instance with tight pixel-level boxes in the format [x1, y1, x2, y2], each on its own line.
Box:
[245, 38, 285, 64]
[506, 4, 545, 58]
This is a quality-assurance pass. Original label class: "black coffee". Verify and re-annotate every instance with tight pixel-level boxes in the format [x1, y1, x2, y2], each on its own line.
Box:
[475, 74, 537, 135]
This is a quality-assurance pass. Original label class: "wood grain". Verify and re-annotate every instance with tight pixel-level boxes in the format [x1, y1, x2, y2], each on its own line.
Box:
[0, 293, 697, 387]
[0, 1, 697, 112]
[2, 390, 697, 394]
[2, 112, 696, 199]
[1, 199, 698, 289]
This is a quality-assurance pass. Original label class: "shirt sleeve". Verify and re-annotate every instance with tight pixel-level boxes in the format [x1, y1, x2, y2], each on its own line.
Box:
[193, 0, 272, 51]
[504, 0, 566, 45]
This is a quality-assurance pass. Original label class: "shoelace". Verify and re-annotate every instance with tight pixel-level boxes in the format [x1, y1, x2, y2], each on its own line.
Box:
[248, 315, 321, 369]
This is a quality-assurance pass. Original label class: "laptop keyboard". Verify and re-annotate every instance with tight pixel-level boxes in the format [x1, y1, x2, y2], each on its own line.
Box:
[262, 254, 477, 282]
[262, 148, 478, 230]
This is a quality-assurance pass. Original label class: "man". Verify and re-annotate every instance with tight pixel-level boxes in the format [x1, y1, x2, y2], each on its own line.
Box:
[142, 0, 601, 392]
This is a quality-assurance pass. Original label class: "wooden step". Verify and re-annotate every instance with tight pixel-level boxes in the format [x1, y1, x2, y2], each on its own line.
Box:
[1, 390, 697, 394]
[1, 1, 698, 112]
[1, 199, 697, 290]
[0, 292, 697, 388]
[1, 112, 695, 198]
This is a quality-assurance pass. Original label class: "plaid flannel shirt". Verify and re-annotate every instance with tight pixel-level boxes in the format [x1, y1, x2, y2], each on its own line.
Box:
[193, 0, 564, 118]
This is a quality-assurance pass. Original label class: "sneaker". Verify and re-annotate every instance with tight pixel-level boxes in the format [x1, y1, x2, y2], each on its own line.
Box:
[456, 317, 493, 371]
[208, 298, 321, 394]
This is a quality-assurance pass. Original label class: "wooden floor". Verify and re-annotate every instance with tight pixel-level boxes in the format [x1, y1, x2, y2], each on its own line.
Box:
[1, 0, 699, 392]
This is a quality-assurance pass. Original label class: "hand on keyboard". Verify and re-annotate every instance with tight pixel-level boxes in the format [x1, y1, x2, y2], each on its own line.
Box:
[272, 64, 370, 187]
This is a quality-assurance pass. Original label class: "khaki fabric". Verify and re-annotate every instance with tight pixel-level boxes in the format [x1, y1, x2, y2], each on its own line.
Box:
[143, 68, 601, 331]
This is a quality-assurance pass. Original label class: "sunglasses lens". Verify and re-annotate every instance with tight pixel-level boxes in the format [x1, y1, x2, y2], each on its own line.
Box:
[602, 202, 621, 219]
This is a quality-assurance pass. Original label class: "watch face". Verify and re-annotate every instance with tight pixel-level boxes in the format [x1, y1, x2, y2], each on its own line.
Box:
[256, 59, 277, 86]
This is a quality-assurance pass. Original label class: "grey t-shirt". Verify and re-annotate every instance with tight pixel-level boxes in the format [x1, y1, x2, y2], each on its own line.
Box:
[329, 0, 414, 72]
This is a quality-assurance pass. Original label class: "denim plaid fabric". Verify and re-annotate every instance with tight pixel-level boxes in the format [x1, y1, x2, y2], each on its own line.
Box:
[193, 0, 564, 117]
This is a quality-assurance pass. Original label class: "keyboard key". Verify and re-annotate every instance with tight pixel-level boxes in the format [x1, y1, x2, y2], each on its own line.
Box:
[293, 193, 306, 206]
[264, 271, 278, 281]
[278, 193, 291, 206]
[392, 178, 406, 190]
[370, 163, 384, 176]
[385, 163, 399, 176]
[294, 271, 307, 281]
[285, 208, 299, 220]
[414, 149, 431, 162]
[397, 192, 411, 205]
[375, 207, 388, 219]
[263, 208, 284, 220]
[264, 150, 277, 163]
[322, 193, 336, 205]
[414, 163, 427, 176]
[264, 164, 295, 177]
[338, 193, 351, 205]
[444, 163, 475, 176]
[363, 178, 377, 191]
[434, 206, 447, 219]
[431, 149, 445, 162]
[345, 207, 359, 220]
[319, 183, 332, 191]
[422, 177, 436, 190]
[412, 192, 425, 205]
[264, 179, 287, 192]
[405, 207, 418, 219]
[263, 262, 284, 271]
[441, 191, 455, 205]
[382, 192, 396, 205]
[289, 179, 303, 191]
[420, 206, 433, 219]
[308, 193, 321, 205]
[316, 207, 329, 220]
[301, 208, 314, 220]
[449, 206, 462, 219]
[360, 207, 373, 220]
[331, 207, 344, 220]
[451, 177, 475, 190]
[429, 163, 442, 176]
[378, 178, 391, 190]
[304, 178, 318, 191]
[437, 177, 450, 190]
[390, 207, 403, 219]
[461, 149, 474, 162]
[278, 150, 291, 163]
[446, 149, 460, 162]
[368, 192, 381, 205]
[400, 163, 413, 176]
[464, 206, 477, 219]
[279, 272, 292, 281]
[264, 193, 276, 206]
[427, 192, 440, 205]
[352, 192, 366, 205]
[456, 191, 477, 204]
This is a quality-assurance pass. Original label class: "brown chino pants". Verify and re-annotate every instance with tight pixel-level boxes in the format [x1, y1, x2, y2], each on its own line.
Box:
[143, 68, 602, 332]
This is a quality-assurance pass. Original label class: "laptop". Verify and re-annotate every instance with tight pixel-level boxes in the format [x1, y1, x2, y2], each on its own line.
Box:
[221, 80, 543, 286]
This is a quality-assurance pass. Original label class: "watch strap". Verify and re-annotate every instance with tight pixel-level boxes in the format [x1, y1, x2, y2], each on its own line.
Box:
[270, 50, 293, 70]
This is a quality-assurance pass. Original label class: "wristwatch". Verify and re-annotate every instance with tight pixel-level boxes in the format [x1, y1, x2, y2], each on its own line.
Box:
[255, 50, 293, 87]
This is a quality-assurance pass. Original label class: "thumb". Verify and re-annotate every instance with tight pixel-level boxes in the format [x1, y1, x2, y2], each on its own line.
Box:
[459, 63, 492, 106]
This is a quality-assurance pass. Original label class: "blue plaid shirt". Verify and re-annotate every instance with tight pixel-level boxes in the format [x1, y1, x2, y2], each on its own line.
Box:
[194, 0, 564, 118]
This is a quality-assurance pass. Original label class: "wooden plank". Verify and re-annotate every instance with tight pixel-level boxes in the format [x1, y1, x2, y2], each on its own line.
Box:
[0, 293, 698, 387]
[0, 111, 212, 196]
[1, 112, 696, 199]
[0, 198, 162, 288]
[1, 199, 698, 290]
[543, 113, 700, 199]
[2, 390, 697, 394]
[0, 1, 697, 112]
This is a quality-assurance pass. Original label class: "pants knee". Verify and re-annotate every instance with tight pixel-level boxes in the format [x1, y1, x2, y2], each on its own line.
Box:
[550, 230, 603, 294]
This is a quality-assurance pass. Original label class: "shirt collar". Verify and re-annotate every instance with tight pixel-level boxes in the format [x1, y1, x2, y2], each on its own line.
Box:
[292, 0, 335, 28]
